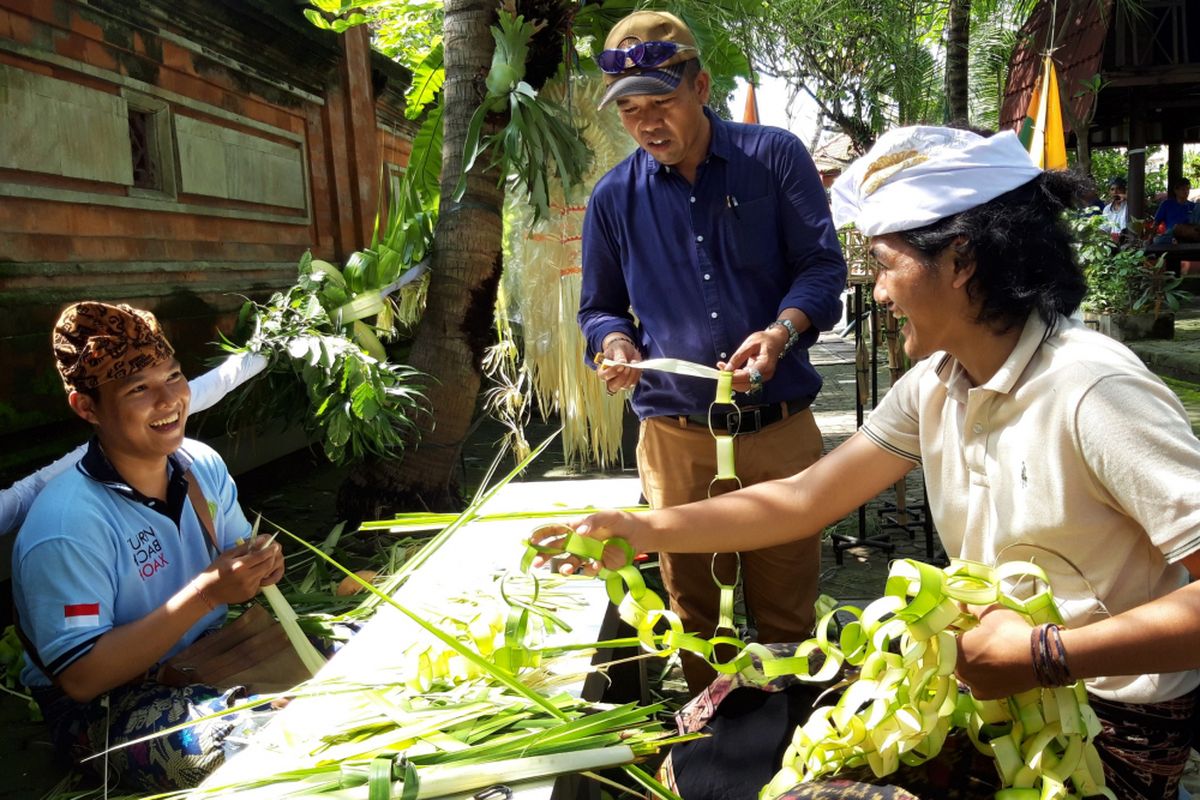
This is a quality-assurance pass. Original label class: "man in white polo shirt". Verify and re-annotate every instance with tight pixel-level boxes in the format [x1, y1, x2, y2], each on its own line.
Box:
[554, 126, 1200, 799]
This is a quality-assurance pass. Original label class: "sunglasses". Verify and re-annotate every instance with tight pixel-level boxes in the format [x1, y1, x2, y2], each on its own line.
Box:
[597, 40, 696, 74]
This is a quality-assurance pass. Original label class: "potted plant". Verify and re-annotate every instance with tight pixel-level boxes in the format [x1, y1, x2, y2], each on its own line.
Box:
[1071, 213, 1189, 341]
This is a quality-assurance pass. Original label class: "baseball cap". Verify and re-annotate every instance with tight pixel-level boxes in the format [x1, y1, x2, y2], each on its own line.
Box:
[597, 11, 699, 110]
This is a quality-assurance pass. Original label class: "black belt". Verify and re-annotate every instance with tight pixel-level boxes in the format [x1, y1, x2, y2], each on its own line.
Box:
[678, 397, 813, 436]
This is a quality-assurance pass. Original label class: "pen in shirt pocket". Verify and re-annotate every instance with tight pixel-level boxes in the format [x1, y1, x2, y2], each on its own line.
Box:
[725, 194, 740, 219]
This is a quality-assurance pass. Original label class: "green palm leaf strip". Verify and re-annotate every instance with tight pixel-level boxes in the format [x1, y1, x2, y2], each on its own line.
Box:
[272, 520, 681, 800]
[360, 428, 561, 610]
[358, 505, 646, 534]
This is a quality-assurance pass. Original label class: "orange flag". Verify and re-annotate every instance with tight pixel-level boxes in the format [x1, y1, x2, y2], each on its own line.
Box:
[743, 82, 760, 124]
[1018, 55, 1067, 170]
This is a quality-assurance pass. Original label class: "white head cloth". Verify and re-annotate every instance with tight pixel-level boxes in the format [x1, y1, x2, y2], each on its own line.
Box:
[831, 126, 1042, 236]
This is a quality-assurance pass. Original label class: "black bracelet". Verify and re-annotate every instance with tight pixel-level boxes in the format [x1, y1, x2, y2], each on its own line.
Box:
[1030, 623, 1072, 687]
[604, 334, 636, 349]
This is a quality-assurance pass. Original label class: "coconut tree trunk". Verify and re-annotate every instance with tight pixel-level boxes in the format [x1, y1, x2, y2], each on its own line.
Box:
[339, 0, 503, 517]
[944, 0, 971, 123]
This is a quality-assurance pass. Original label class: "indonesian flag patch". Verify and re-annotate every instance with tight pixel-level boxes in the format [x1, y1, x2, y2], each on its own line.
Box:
[63, 603, 100, 629]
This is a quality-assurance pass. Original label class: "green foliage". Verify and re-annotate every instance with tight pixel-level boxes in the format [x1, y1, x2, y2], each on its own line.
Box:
[0, 626, 39, 721]
[456, 8, 592, 222]
[748, 0, 1037, 148]
[305, 0, 443, 73]
[409, 105, 445, 206]
[485, 7, 541, 97]
[1071, 213, 1189, 315]
[304, 7, 370, 33]
[748, 0, 945, 149]
[224, 252, 429, 465]
[967, 5, 1030, 130]
[1089, 148, 1128, 190]
[405, 42, 445, 120]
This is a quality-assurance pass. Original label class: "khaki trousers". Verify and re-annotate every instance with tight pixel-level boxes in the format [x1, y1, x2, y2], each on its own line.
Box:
[637, 408, 824, 693]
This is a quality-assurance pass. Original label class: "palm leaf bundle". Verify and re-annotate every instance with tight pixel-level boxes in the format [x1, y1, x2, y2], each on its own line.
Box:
[155, 530, 682, 800]
[499, 72, 636, 470]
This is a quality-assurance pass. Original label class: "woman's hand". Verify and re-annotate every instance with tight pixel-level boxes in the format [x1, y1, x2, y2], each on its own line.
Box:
[955, 605, 1040, 700]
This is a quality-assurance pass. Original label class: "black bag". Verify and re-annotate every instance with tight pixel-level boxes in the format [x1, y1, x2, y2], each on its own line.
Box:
[668, 683, 823, 800]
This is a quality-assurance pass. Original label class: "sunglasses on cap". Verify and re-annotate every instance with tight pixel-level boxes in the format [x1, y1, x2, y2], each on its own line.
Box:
[597, 41, 697, 74]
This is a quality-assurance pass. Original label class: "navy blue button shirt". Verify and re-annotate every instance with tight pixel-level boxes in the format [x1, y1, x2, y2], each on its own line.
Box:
[579, 108, 848, 418]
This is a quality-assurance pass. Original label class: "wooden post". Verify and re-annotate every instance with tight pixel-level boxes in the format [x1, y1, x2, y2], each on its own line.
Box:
[1128, 108, 1147, 225]
[1168, 135, 1184, 193]
[341, 25, 382, 251]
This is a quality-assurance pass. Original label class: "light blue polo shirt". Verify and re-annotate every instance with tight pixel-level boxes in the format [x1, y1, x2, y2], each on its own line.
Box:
[13, 438, 252, 688]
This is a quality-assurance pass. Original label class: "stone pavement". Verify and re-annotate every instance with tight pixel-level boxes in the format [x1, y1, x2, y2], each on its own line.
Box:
[806, 333, 938, 607]
[1128, 311, 1200, 384]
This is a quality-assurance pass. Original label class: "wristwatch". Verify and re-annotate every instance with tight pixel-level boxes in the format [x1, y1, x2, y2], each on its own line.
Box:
[767, 318, 800, 356]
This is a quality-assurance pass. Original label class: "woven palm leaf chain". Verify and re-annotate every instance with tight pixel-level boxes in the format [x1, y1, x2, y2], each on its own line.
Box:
[520, 533, 1114, 800]
[594, 355, 742, 631]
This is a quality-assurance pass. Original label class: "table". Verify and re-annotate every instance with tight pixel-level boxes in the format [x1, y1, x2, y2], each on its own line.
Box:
[1144, 241, 1200, 275]
[197, 477, 643, 799]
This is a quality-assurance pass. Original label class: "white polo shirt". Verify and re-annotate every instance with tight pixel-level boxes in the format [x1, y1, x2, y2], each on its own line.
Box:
[862, 312, 1200, 703]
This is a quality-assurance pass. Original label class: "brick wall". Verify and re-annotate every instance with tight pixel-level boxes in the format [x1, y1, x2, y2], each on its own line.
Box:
[0, 0, 414, 478]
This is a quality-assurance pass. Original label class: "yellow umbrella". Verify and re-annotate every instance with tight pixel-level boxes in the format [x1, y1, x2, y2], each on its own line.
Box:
[1018, 55, 1067, 170]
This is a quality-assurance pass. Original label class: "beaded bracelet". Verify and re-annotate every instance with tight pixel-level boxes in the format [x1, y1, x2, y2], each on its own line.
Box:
[603, 333, 637, 351]
[767, 318, 801, 357]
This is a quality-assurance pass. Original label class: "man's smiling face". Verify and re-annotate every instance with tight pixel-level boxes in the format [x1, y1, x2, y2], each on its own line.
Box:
[75, 358, 191, 465]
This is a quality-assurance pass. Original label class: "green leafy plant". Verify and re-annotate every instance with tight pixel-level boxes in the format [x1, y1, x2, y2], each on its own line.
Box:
[455, 3, 593, 222]
[223, 252, 428, 465]
[1071, 213, 1189, 315]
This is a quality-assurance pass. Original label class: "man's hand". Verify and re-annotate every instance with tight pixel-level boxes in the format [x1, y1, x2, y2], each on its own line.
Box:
[597, 333, 642, 395]
[529, 510, 653, 575]
[250, 533, 286, 587]
[721, 327, 789, 393]
[955, 606, 1040, 700]
[194, 538, 283, 606]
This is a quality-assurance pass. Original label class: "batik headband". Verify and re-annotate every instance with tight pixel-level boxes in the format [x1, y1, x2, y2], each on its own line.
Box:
[53, 301, 175, 393]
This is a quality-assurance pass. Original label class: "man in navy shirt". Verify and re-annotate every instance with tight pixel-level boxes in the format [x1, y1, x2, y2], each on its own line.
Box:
[578, 11, 847, 693]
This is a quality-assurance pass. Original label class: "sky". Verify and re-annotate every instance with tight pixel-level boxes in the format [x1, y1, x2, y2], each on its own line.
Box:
[729, 75, 821, 146]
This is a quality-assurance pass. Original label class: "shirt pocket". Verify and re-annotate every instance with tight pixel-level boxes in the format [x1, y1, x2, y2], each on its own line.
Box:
[719, 195, 780, 272]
